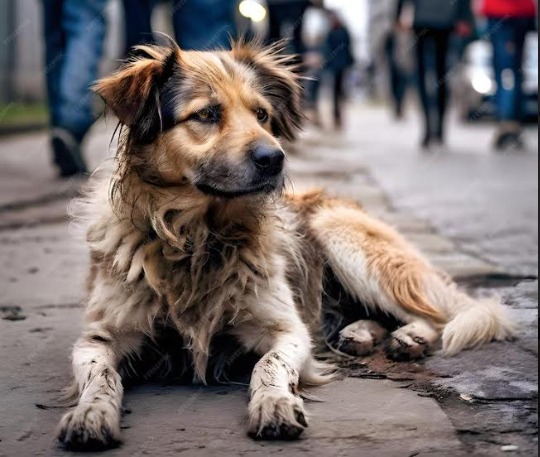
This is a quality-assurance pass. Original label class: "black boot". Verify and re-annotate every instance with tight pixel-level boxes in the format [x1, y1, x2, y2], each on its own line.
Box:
[51, 129, 88, 178]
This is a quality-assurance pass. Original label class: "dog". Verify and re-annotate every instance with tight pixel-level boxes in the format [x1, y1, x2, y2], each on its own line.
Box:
[57, 41, 515, 450]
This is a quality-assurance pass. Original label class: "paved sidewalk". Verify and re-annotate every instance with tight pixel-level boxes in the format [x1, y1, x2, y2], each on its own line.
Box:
[0, 105, 537, 457]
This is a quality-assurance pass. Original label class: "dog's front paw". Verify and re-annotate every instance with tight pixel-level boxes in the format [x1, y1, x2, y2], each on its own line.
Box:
[57, 402, 121, 451]
[248, 391, 308, 441]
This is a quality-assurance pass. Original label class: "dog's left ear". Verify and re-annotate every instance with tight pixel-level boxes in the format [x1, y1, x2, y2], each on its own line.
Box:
[93, 45, 179, 143]
[233, 42, 304, 141]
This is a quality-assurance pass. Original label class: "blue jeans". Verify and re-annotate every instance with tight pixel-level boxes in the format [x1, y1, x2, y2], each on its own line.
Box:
[42, 0, 107, 141]
[488, 17, 533, 122]
[123, 0, 237, 52]
[172, 0, 237, 50]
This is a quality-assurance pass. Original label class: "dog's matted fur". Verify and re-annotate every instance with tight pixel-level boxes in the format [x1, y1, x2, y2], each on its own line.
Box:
[57, 41, 515, 450]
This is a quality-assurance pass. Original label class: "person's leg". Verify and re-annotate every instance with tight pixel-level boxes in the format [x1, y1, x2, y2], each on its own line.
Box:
[507, 19, 530, 124]
[267, 5, 283, 44]
[51, 0, 107, 176]
[172, 0, 237, 50]
[489, 17, 529, 149]
[333, 69, 346, 129]
[122, 0, 154, 55]
[41, 0, 66, 130]
[386, 33, 406, 119]
[60, 0, 107, 141]
[415, 30, 433, 148]
[434, 30, 450, 143]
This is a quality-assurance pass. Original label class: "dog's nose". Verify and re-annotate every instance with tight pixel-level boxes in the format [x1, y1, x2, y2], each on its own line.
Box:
[251, 145, 285, 176]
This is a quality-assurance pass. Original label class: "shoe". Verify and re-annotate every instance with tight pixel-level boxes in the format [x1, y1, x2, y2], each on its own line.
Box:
[494, 131, 525, 151]
[51, 128, 88, 178]
[421, 133, 432, 150]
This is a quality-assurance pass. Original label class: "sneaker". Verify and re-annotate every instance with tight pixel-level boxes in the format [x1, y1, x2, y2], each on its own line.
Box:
[51, 128, 88, 178]
[494, 131, 525, 152]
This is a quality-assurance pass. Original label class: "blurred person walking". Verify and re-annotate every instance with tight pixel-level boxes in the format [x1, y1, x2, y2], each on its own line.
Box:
[480, 0, 537, 150]
[325, 10, 354, 130]
[302, 1, 330, 126]
[40, 0, 107, 177]
[369, 0, 411, 119]
[397, 0, 472, 149]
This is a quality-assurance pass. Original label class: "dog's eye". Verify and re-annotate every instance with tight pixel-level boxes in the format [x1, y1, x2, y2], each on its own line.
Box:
[256, 108, 269, 124]
[192, 106, 221, 124]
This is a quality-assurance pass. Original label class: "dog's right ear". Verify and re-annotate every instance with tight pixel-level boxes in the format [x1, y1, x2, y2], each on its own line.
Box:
[93, 45, 179, 143]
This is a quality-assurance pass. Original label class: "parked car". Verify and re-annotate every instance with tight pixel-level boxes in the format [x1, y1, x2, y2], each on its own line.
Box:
[455, 33, 538, 122]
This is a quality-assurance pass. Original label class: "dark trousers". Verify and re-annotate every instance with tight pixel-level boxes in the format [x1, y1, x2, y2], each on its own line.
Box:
[333, 69, 346, 126]
[122, 0, 154, 55]
[385, 33, 408, 118]
[488, 17, 533, 123]
[414, 29, 451, 141]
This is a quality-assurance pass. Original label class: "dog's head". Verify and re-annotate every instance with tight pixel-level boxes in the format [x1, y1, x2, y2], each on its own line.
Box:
[94, 41, 303, 199]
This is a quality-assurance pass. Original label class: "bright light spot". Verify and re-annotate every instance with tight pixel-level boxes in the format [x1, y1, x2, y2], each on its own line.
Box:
[472, 72, 494, 95]
[239, 0, 267, 23]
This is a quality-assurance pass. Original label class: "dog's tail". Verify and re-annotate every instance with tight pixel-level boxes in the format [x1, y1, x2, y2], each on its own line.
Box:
[426, 276, 516, 356]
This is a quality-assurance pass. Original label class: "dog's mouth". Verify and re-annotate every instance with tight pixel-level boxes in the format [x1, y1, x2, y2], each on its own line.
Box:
[196, 181, 279, 199]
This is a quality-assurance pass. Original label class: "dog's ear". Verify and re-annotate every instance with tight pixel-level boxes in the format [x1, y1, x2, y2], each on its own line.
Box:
[93, 45, 179, 143]
[232, 41, 304, 141]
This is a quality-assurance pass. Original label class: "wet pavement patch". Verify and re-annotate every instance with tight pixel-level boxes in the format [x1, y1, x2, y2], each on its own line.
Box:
[0, 305, 26, 321]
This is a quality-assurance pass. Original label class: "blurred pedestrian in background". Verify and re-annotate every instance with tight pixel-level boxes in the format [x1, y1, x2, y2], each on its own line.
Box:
[371, 0, 411, 120]
[397, 0, 473, 149]
[325, 10, 354, 130]
[122, 0, 237, 53]
[480, 0, 538, 151]
[302, 1, 330, 126]
[40, 0, 107, 178]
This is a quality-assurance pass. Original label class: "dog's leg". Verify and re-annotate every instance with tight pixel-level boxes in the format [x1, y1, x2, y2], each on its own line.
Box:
[233, 280, 315, 441]
[57, 275, 157, 450]
[308, 202, 445, 359]
[57, 328, 143, 450]
[337, 320, 388, 356]
[308, 200, 514, 359]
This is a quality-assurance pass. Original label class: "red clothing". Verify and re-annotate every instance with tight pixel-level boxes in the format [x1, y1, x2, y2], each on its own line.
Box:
[482, 0, 537, 17]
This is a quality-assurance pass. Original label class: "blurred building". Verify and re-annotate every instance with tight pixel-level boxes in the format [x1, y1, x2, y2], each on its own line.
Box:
[0, 0, 42, 103]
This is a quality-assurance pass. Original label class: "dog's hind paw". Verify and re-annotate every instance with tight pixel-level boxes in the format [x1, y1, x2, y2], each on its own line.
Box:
[337, 320, 388, 356]
[57, 403, 121, 451]
[386, 322, 439, 361]
[248, 392, 307, 441]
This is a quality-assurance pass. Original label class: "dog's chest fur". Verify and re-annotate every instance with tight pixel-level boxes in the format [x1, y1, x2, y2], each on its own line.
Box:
[86, 199, 308, 380]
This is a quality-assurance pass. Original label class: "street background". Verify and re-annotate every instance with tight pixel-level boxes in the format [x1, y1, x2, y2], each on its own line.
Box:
[0, 0, 538, 456]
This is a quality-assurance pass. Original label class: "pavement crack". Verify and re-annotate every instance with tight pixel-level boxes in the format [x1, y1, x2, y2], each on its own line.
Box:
[457, 273, 539, 289]
[0, 187, 81, 213]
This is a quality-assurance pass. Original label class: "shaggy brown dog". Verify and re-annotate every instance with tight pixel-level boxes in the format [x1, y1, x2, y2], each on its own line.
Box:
[57, 41, 514, 450]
